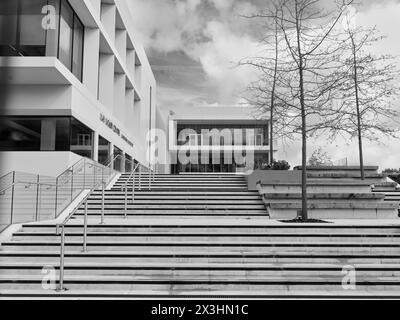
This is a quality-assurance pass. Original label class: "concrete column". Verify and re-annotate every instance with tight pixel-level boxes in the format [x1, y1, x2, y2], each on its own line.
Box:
[110, 142, 115, 170]
[115, 29, 127, 63]
[100, 3, 116, 44]
[83, 28, 100, 97]
[98, 54, 115, 110]
[113, 73, 126, 118]
[126, 49, 135, 77]
[93, 132, 99, 162]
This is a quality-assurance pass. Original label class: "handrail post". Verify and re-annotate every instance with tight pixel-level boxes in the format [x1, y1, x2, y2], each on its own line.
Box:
[149, 167, 152, 191]
[139, 166, 142, 190]
[35, 175, 40, 221]
[10, 171, 15, 225]
[132, 171, 135, 201]
[70, 167, 74, 201]
[94, 164, 97, 188]
[101, 181, 105, 224]
[83, 159, 86, 189]
[124, 183, 128, 218]
[57, 225, 66, 291]
[83, 201, 88, 253]
[54, 176, 59, 218]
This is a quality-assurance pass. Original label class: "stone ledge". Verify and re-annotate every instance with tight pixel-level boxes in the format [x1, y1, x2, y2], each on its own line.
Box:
[294, 166, 379, 171]
[268, 202, 399, 209]
[262, 193, 385, 200]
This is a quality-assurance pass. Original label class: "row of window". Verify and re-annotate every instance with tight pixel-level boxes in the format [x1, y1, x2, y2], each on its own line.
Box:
[0, 117, 133, 172]
[171, 153, 269, 174]
[0, 0, 84, 81]
[177, 126, 269, 147]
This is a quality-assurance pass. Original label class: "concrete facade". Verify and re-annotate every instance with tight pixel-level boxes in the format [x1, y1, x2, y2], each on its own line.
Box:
[0, 0, 156, 176]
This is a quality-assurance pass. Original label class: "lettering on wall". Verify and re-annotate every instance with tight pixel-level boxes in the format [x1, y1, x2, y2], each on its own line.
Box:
[100, 114, 134, 147]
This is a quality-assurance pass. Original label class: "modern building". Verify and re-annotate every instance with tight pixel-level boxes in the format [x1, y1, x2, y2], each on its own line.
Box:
[156, 105, 276, 174]
[0, 0, 156, 176]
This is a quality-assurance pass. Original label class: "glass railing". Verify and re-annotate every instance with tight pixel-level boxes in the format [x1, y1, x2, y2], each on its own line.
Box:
[54, 158, 115, 217]
[0, 158, 117, 232]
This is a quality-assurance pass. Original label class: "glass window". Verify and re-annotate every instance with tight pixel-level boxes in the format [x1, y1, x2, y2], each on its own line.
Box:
[70, 118, 93, 159]
[0, 118, 42, 151]
[55, 118, 71, 151]
[58, 0, 73, 70]
[0, 117, 71, 152]
[98, 135, 110, 165]
[0, 0, 84, 81]
[72, 14, 84, 81]
[125, 154, 132, 173]
[113, 146, 123, 172]
[0, 0, 47, 56]
[19, 0, 47, 56]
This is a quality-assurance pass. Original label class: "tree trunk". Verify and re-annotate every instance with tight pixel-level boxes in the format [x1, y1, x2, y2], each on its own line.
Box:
[295, 1, 308, 220]
[351, 35, 365, 180]
[270, 106, 274, 164]
[270, 23, 279, 165]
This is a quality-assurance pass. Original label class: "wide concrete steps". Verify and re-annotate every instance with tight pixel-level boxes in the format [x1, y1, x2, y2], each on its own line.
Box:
[10, 233, 400, 243]
[3, 251, 400, 264]
[19, 223, 400, 234]
[2, 276, 400, 295]
[2, 172, 400, 298]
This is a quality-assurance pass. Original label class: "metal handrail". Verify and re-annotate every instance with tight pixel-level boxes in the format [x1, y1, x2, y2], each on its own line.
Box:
[121, 163, 140, 218]
[0, 171, 13, 182]
[56, 162, 113, 291]
[103, 154, 123, 168]
[56, 177, 106, 291]
[0, 181, 57, 195]
[56, 156, 156, 291]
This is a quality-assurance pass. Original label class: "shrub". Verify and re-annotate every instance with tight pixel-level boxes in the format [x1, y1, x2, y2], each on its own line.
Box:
[259, 160, 291, 171]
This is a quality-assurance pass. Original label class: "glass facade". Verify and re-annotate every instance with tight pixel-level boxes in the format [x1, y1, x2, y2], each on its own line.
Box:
[177, 124, 268, 147]
[70, 118, 93, 159]
[113, 146, 123, 172]
[0, 0, 84, 81]
[172, 152, 267, 174]
[125, 154, 133, 172]
[173, 124, 269, 173]
[0, 117, 93, 159]
[98, 135, 110, 165]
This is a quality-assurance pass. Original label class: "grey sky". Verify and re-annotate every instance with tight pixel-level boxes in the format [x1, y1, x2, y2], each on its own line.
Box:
[126, 0, 400, 169]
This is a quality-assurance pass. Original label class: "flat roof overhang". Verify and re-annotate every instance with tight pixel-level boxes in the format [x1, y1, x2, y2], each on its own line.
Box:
[169, 146, 276, 152]
[0, 57, 73, 85]
[174, 119, 269, 126]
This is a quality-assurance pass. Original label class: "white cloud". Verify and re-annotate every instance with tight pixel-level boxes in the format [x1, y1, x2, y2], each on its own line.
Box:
[126, 0, 260, 105]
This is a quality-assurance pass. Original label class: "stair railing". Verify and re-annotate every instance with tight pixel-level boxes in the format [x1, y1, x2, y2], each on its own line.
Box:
[56, 177, 107, 292]
[56, 156, 118, 291]
[0, 179, 57, 227]
[54, 157, 117, 218]
[56, 156, 154, 291]
[121, 163, 140, 218]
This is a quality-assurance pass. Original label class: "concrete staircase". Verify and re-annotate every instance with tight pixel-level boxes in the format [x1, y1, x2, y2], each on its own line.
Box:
[259, 167, 400, 220]
[1, 173, 400, 298]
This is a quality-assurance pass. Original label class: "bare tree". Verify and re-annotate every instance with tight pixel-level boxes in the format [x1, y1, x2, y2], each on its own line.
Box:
[331, 9, 400, 179]
[239, 3, 283, 165]
[242, 0, 354, 220]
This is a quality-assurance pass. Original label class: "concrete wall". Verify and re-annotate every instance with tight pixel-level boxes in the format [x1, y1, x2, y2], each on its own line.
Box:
[246, 170, 301, 191]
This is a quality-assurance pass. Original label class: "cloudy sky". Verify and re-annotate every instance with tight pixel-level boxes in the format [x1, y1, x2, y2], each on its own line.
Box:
[126, 0, 400, 169]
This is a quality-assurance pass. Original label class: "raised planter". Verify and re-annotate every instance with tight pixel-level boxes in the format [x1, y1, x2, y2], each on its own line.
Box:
[246, 170, 301, 191]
